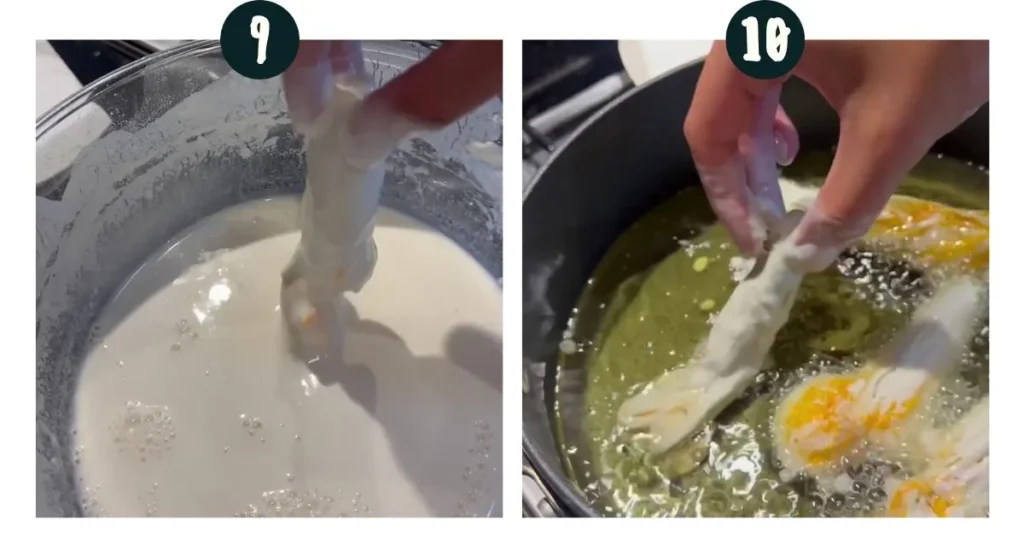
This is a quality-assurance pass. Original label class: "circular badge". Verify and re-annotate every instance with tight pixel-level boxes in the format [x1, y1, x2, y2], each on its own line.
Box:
[220, 0, 300, 80]
[725, 0, 805, 80]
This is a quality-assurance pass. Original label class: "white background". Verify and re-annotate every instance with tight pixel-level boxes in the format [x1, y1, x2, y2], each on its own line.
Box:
[15, 0, 1020, 532]
[36, 41, 82, 118]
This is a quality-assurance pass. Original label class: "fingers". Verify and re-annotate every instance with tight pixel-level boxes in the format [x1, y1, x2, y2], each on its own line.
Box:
[792, 114, 933, 272]
[740, 85, 788, 220]
[282, 41, 367, 131]
[284, 40, 502, 133]
[684, 42, 792, 255]
[696, 157, 763, 255]
[326, 41, 365, 77]
[282, 42, 332, 129]
[773, 107, 799, 165]
[287, 40, 363, 74]
[290, 40, 331, 69]
[367, 40, 503, 127]
[684, 42, 790, 168]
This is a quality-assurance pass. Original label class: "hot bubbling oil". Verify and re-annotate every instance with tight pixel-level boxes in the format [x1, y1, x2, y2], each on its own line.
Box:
[554, 153, 989, 517]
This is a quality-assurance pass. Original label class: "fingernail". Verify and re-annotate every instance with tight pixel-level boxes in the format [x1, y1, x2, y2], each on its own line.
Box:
[697, 162, 762, 256]
[748, 212, 770, 253]
[704, 195, 755, 256]
[774, 136, 792, 166]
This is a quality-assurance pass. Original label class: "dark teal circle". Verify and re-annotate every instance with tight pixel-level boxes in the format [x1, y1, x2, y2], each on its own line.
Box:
[725, 0, 805, 80]
[220, 0, 300, 80]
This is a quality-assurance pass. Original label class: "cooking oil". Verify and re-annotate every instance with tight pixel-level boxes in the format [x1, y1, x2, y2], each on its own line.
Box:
[555, 152, 989, 517]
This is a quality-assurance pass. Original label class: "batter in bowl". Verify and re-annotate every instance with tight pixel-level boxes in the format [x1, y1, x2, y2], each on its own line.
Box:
[280, 78, 418, 361]
[72, 198, 502, 517]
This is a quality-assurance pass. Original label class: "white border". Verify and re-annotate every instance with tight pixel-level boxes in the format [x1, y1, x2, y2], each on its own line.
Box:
[12, 0, 1020, 532]
[26, 0, 1007, 39]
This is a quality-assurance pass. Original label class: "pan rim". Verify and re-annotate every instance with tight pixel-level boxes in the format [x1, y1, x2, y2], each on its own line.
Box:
[521, 57, 989, 517]
[521, 58, 706, 518]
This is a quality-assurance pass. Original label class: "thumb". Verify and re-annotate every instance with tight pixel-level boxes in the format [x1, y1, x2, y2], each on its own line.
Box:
[773, 107, 799, 166]
[684, 42, 789, 255]
[282, 41, 365, 134]
[282, 41, 331, 130]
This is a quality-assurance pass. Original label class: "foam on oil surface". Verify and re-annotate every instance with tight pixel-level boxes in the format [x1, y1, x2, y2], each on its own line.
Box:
[556, 156, 989, 517]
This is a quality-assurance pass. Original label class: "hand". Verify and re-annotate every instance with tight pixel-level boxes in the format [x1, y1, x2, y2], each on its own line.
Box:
[276, 41, 502, 359]
[684, 40, 989, 271]
[282, 40, 502, 139]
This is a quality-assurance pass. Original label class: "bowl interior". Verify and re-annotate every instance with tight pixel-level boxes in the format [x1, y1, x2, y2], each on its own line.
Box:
[37, 41, 503, 516]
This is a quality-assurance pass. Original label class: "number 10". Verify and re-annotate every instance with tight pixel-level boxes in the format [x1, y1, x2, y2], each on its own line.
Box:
[741, 16, 791, 62]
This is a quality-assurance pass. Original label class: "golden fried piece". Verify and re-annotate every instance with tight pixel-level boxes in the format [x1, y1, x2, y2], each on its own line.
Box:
[868, 196, 988, 273]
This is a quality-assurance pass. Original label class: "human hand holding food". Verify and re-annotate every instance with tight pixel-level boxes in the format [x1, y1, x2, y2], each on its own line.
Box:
[684, 40, 989, 272]
[282, 40, 503, 137]
[278, 40, 502, 356]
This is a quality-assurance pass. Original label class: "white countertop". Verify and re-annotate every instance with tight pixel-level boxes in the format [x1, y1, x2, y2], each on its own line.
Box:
[617, 40, 712, 86]
[36, 41, 85, 116]
[36, 40, 186, 117]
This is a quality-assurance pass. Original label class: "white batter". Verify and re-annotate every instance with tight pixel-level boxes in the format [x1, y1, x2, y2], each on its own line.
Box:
[73, 198, 502, 517]
[617, 210, 808, 455]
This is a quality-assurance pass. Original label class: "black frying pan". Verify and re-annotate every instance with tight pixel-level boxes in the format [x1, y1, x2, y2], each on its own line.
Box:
[521, 59, 989, 517]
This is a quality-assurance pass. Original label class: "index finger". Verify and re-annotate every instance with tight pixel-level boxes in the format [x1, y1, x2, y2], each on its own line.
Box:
[281, 41, 352, 129]
[367, 40, 503, 127]
[683, 41, 789, 168]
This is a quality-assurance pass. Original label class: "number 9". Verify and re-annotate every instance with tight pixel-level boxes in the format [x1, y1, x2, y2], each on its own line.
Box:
[250, 15, 270, 65]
